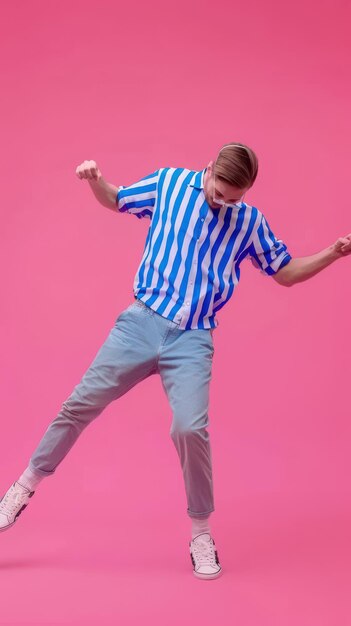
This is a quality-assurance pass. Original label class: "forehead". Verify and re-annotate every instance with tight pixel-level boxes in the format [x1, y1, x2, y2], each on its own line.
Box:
[214, 176, 246, 194]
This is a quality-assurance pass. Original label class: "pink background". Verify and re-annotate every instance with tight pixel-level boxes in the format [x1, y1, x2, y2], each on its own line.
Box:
[1, 0, 350, 624]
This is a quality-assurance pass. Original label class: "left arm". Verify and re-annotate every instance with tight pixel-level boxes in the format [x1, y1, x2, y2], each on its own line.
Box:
[273, 235, 351, 287]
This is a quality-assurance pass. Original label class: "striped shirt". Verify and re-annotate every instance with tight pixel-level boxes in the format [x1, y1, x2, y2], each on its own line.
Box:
[116, 167, 292, 330]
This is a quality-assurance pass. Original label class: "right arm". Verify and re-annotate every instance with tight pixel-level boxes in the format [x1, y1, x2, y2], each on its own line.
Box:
[75, 160, 119, 212]
[76, 159, 160, 219]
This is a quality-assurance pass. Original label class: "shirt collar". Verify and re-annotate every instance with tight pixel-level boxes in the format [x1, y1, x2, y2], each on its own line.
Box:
[188, 167, 207, 190]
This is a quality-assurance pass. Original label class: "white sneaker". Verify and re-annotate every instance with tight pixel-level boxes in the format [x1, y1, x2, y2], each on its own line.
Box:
[189, 532, 222, 579]
[0, 481, 35, 532]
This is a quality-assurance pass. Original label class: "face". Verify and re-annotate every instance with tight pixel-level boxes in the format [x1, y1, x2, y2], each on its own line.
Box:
[203, 161, 250, 210]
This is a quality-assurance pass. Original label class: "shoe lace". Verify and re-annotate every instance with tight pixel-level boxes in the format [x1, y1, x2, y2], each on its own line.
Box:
[0, 484, 28, 516]
[192, 538, 216, 566]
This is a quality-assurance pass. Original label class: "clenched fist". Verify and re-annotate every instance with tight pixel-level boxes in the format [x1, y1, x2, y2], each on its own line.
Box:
[75, 160, 102, 181]
[332, 233, 351, 257]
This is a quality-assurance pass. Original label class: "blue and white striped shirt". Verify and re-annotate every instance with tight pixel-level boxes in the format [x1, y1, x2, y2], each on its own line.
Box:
[116, 167, 292, 330]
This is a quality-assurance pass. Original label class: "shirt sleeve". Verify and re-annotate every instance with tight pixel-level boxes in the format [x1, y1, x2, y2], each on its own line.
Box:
[247, 213, 292, 276]
[116, 169, 160, 219]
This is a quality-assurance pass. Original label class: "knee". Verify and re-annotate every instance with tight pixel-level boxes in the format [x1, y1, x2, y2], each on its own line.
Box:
[170, 411, 209, 438]
[59, 394, 102, 425]
[170, 423, 192, 438]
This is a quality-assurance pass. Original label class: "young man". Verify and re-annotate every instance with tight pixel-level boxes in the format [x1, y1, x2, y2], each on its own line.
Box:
[1, 143, 350, 580]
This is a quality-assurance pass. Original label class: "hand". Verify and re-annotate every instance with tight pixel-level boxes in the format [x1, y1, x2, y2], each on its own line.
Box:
[75, 160, 102, 181]
[331, 233, 351, 257]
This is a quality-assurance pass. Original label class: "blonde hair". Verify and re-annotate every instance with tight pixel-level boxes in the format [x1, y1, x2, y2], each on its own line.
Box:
[214, 142, 258, 189]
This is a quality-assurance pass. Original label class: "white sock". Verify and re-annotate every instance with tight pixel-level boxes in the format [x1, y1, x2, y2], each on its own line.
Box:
[17, 466, 45, 492]
[191, 514, 211, 540]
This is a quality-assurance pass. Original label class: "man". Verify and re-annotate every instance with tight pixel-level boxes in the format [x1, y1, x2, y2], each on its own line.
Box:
[1, 143, 350, 580]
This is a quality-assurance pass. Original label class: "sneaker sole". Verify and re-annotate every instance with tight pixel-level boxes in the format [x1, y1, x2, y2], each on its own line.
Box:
[0, 520, 17, 532]
[193, 567, 223, 580]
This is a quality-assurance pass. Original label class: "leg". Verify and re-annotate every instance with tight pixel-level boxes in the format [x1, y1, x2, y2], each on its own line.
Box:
[158, 328, 215, 518]
[29, 305, 158, 476]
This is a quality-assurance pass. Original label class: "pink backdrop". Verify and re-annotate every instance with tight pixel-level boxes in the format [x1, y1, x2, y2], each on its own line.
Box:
[1, 0, 350, 624]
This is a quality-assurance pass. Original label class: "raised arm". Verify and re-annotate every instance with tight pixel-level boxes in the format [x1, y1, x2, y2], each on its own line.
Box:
[273, 236, 351, 286]
[75, 159, 119, 212]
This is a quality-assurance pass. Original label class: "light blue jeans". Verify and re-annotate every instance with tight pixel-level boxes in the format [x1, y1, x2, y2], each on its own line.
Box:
[29, 298, 215, 518]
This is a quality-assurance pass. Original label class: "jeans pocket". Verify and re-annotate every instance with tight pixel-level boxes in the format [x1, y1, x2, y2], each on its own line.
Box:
[114, 304, 133, 325]
[209, 331, 215, 356]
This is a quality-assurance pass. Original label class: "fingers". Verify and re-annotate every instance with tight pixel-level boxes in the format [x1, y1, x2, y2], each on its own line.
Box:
[75, 160, 101, 181]
[341, 243, 351, 252]
[340, 234, 351, 245]
[339, 236, 351, 253]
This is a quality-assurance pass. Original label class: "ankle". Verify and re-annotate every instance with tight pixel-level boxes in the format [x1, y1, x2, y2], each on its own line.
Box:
[17, 466, 45, 492]
[191, 514, 211, 540]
